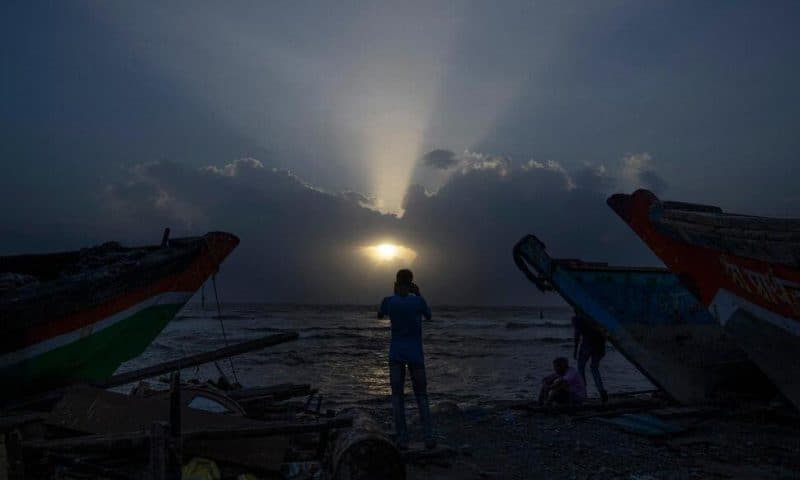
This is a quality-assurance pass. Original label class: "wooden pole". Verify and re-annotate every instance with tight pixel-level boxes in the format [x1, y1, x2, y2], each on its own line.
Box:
[148, 422, 169, 480]
[168, 371, 182, 480]
[96, 332, 299, 389]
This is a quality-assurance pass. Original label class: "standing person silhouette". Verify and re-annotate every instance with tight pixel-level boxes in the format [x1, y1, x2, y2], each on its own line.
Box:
[378, 269, 435, 450]
[572, 309, 609, 403]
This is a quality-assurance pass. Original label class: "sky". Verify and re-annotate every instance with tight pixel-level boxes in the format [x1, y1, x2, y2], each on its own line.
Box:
[1, 1, 799, 305]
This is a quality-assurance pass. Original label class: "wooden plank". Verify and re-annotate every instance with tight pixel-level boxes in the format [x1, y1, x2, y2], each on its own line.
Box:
[47, 386, 265, 435]
[228, 383, 313, 401]
[0, 413, 45, 432]
[46, 386, 288, 471]
[148, 422, 170, 480]
[24, 418, 353, 451]
[96, 332, 299, 389]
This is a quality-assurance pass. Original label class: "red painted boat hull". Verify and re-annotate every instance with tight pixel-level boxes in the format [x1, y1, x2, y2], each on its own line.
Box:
[608, 190, 800, 408]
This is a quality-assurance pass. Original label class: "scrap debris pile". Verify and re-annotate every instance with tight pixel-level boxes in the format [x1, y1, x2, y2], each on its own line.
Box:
[0, 332, 403, 480]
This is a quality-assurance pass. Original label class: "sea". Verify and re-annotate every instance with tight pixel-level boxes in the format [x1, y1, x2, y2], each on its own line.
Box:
[117, 304, 653, 407]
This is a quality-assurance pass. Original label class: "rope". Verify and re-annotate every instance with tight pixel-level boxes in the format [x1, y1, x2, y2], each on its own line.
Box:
[212, 272, 239, 385]
[201, 235, 239, 386]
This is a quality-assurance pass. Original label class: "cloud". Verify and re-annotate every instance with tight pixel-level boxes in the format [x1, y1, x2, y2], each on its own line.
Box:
[400, 156, 660, 304]
[201, 157, 264, 177]
[422, 149, 459, 169]
[101, 158, 416, 303]
[521, 159, 576, 190]
[621, 153, 668, 194]
[339, 190, 377, 209]
[4, 152, 664, 305]
[459, 150, 511, 176]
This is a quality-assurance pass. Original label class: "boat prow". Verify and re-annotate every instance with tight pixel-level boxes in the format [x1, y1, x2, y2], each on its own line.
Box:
[513, 234, 773, 403]
[0, 231, 240, 397]
[608, 189, 800, 409]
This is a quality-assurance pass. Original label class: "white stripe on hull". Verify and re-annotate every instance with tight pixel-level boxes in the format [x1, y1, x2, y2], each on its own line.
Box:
[0, 291, 194, 368]
[710, 289, 800, 337]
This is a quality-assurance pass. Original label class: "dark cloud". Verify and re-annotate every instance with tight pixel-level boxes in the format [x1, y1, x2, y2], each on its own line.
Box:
[572, 164, 615, 192]
[0, 149, 680, 306]
[1, 148, 670, 305]
[24, 154, 653, 305]
[104, 159, 407, 304]
[422, 149, 459, 170]
[400, 159, 659, 304]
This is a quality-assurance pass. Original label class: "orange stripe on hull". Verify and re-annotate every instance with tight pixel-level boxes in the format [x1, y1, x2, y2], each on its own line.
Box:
[19, 232, 239, 349]
[610, 191, 800, 322]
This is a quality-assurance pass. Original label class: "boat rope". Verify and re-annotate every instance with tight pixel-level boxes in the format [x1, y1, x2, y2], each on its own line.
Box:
[212, 273, 239, 385]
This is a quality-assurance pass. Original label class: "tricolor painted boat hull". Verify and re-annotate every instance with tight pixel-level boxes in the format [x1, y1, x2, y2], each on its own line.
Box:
[0, 232, 239, 395]
[513, 235, 771, 403]
[608, 189, 800, 408]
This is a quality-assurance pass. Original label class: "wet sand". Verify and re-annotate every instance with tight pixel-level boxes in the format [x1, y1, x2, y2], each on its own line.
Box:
[368, 398, 800, 479]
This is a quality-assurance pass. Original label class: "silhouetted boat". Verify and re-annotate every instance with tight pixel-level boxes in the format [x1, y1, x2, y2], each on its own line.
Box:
[513, 234, 771, 403]
[0, 231, 239, 395]
[608, 189, 799, 408]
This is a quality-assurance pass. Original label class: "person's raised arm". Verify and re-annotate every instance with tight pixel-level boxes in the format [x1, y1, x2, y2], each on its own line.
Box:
[377, 297, 389, 319]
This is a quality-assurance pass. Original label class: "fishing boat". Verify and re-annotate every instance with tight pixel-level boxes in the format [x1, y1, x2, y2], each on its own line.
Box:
[0, 230, 239, 396]
[608, 189, 800, 408]
[513, 234, 771, 403]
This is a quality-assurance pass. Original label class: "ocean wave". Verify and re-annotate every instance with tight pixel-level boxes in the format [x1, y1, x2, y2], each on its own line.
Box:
[505, 321, 568, 329]
[174, 314, 253, 321]
[428, 351, 505, 359]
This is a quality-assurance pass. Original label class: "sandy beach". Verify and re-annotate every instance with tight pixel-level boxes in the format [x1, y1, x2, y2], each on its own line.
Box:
[359, 397, 800, 480]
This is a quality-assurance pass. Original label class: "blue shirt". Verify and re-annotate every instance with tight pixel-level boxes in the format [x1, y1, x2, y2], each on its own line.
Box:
[379, 295, 432, 364]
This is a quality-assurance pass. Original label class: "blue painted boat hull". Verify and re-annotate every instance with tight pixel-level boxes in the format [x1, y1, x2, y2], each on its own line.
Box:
[513, 235, 772, 403]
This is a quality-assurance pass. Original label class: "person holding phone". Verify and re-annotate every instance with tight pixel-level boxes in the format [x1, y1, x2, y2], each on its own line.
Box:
[378, 269, 435, 450]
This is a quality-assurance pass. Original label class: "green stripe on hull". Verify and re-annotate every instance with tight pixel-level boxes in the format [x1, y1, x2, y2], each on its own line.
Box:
[0, 303, 183, 387]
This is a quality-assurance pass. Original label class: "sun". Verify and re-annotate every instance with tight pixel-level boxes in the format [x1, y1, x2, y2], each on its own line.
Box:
[362, 243, 417, 263]
[375, 243, 398, 260]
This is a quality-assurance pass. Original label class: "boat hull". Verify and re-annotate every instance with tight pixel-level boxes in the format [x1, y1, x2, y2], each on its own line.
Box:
[0, 232, 239, 394]
[608, 190, 800, 407]
[514, 235, 771, 403]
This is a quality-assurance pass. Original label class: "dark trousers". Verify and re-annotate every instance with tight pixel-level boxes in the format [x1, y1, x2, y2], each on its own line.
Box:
[390, 360, 433, 443]
[578, 347, 605, 393]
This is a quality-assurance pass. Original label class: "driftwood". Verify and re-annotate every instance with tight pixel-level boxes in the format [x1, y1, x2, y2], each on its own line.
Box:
[96, 332, 299, 389]
[329, 409, 404, 480]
